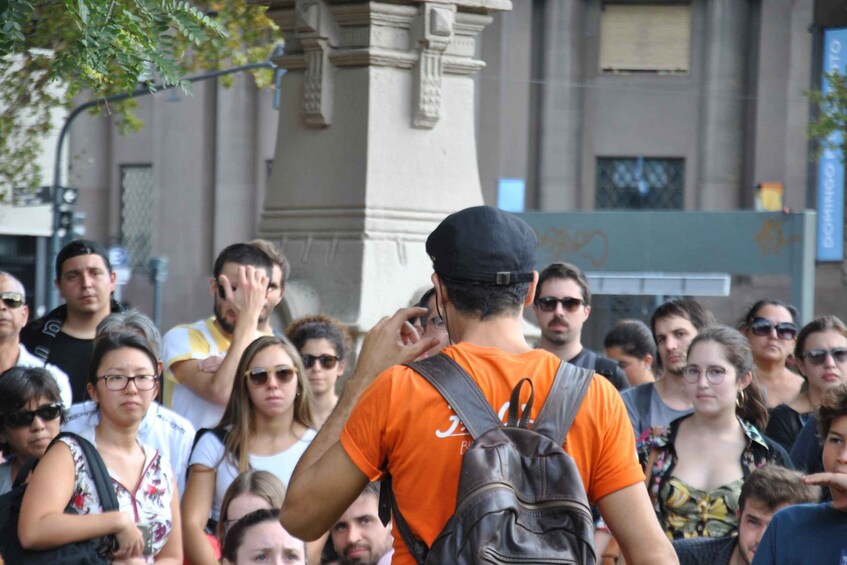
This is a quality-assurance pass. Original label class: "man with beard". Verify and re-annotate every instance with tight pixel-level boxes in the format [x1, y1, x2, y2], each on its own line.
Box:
[621, 298, 715, 439]
[162, 243, 271, 429]
[672, 464, 819, 565]
[329, 483, 394, 565]
[21, 239, 119, 403]
[533, 262, 628, 390]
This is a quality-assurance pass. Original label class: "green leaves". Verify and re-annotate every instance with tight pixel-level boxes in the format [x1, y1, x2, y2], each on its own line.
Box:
[0, 0, 279, 195]
[807, 71, 847, 162]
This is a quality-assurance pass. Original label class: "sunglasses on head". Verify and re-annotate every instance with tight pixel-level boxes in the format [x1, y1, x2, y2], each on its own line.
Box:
[245, 365, 297, 387]
[5, 403, 63, 428]
[535, 296, 584, 313]
[0, 292, 24, 309]
[801, 347, 847, 366]
[302, 354, 340, 370]
[748, 317, 797, 341]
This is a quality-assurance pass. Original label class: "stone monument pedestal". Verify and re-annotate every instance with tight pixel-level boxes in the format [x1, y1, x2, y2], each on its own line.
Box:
[257, 0, 512, 334]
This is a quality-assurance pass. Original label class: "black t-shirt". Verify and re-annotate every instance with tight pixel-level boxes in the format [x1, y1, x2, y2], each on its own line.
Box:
[568, 348, 629, 391]
[46, 332, 94, 403]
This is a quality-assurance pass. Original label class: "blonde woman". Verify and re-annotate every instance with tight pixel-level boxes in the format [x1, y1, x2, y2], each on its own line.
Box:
[182, 335, 315, 565]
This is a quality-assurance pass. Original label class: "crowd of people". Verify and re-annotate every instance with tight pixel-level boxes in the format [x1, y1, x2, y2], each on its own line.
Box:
[0, 205, 844, 564]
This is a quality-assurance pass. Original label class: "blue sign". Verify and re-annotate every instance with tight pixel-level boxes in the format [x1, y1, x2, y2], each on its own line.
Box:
[816, 28, 847, 262]
[497, 178, 525, 213]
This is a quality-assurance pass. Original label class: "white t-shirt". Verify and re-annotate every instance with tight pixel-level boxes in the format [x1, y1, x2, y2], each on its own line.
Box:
[188, 427, 317, 520]
[63, 401, 196, 496]
[161, 318, 231, 430]
[16, 343, 73, 408]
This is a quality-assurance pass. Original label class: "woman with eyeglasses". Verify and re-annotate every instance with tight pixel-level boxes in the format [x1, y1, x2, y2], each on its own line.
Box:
[286, 315, 351, 429]
[740, 299, 803, 409]
[0, 366, 64, 494]
[18, 329, 182, 563]
[765, 316, 847, 452]
[645, 326, 791, 540]
[182, 335, 315, 565]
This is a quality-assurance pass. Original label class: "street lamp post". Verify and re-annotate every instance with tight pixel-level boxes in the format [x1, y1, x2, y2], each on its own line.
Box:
[46, 60, 275, 310]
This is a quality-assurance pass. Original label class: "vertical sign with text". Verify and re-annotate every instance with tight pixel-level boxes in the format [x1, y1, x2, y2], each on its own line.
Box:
[817, 28, 847, 261]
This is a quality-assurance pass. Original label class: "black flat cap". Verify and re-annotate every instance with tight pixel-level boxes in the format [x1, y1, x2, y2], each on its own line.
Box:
[426, 206, 537, 285]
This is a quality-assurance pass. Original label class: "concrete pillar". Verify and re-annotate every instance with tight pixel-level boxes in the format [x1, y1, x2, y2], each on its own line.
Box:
[537, 0, 584, 211]
[257, 0, 512, 333]
[697, 0, 749, 209]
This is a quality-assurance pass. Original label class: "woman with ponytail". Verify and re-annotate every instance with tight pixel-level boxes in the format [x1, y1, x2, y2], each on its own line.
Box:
[644, 326, 791, 540]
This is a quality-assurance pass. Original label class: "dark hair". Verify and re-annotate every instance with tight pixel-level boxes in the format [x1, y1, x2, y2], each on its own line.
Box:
[738, 464, 820, 514]
[604, 319, 656, 360]
[286, 315, 352, 360]
[650, 298, 715, 340]
[418, 288, 436, 310]
[220, 335, 315, 473]
[249, 239, 290, 285]
[535, 262, 591, 305]
[213, 243, 273, 279]
[222, 508, 291, 563]
[55, 239, 111, 279]
[688, 326, 769, 431]
[741, 299, 798, 327]
[88, 330, 159, 386]
[438, 277, 530, 321]
[794, 315, 847, 359]
[0, 367, 63, 452]
[817, 382, 847, 440]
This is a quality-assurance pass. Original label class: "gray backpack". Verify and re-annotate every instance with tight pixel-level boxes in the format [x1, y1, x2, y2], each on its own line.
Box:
[381, 354, 596, 564]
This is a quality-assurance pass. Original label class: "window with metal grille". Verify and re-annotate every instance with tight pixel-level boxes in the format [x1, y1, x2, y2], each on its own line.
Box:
[599, 3, 691, 74]
[596, 157, 684, 210]
[120, 165, 154, 272]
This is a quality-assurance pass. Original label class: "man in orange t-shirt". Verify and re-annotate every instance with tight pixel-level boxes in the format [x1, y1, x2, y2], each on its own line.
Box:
[281, 206, 678, 565]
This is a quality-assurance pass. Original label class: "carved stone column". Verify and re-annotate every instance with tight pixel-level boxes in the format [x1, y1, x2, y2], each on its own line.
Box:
[255, 0, 512, 333]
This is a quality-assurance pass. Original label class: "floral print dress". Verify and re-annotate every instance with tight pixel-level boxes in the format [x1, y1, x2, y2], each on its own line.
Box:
[644, 414, 791, 540]
[58, 435, 175, 563]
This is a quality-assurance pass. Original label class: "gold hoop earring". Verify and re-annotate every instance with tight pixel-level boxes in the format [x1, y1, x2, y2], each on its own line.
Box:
[736, 389, 746, 407]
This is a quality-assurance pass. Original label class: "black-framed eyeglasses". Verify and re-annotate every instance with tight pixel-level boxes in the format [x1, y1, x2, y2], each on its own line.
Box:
[748, 317, 797, 341]
[422, 316, 446, 332]
[245, 365, 298, 387]
[535, 296, 585, 313]
[5, 403, 63, 428]
[301, 354, 340, 370]
[681, 366, 728, 385]
[0, 292, 24, 309]
[801, 347, 847, 366]
[97, 374, 159, 391]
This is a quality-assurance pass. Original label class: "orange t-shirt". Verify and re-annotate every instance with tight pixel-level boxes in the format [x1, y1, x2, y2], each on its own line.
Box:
[340, 342, 644, 565]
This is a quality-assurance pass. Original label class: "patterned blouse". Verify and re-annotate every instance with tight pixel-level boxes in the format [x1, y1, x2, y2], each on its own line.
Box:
[59, 435, 175, 563]
[645, 414, 791, 540]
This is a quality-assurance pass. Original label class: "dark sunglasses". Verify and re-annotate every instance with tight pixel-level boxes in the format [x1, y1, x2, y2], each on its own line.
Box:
[801, 347, 847, 366]
[5, 403, 63, 428]
[0, 292, 24, 309]
[245, 365, 297, 387]
[748, 317, 798, 341]
[535, 296, 584, 313]
[217, 282, 269, 301]
[302, 354, 340, 370]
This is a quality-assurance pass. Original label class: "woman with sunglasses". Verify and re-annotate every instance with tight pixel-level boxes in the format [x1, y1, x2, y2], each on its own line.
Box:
[0, 366, 64, 494]
[182, 335, 315, 565]
[765, 316, 847, 451]
[286, 315, 351, 429]
[740, 299, 803, 409]
[645, 326, 790, 540]
[18, 329, 181, 563]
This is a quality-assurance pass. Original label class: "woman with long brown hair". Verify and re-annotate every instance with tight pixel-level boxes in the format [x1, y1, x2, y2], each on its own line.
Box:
[182, 335, 315, 565]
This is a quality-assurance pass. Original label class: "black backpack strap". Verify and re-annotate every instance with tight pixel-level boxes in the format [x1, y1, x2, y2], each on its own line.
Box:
[634, 383, 653, 434]
[533, 361, 594, 446]
[405, 354, 503, 439]
[49, 432, 119, 512]
[380, 354, 505, 565]
[11, 457, 39, 489]
[187, 427, 228, 484]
